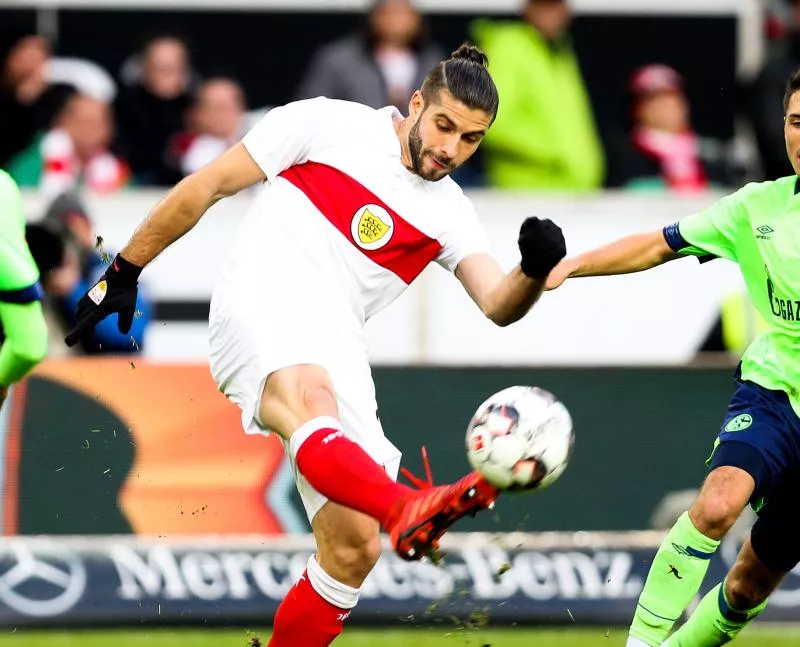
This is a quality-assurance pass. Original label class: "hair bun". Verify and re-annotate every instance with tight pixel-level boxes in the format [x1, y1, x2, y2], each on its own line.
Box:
[450, 43, 489, 68]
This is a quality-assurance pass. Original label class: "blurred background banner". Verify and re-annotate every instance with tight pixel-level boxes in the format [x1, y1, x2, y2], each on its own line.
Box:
[1, 360, 738, 538]
[1, 533, 800, 627]
[0, 534, 664, 628]
[0, 360, 291, 537]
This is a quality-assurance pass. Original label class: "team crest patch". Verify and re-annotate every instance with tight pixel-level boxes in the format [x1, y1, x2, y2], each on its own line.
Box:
[725, 413, 753, 432]
[88, 279, 108, 305]
[351, 205, 393, 250]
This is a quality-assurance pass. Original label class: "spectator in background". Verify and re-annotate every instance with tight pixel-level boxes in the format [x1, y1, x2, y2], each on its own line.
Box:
[41, 192, 107, 278]
[170, 77, 248, 176]
[6, 93, 129, 194]
[296, 0, 445, 112]
[0, 32, 116, 168]
[606, 65, 730, 192]
[0, 33, 70, 167]
[472, 0, 604, 191]
[115, 34, 195, 186]
[749, 0, 800, 180]
[25, 193, 150, 356]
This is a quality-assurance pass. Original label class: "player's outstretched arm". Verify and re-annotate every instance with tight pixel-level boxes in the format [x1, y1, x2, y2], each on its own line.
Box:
[64, 144, 266, 347]
[456, 217, 565, 327]
[545, 229, 681, 291]
[120, 143, 265, 267]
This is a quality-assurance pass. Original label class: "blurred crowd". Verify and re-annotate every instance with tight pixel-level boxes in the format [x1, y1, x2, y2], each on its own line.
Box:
[0, 29, 250, 193]
[2, 0, 799, 195]
[2, 0, 799, 357]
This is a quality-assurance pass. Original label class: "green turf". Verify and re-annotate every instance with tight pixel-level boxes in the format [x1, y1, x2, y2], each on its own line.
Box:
[4, 627, 799, 647]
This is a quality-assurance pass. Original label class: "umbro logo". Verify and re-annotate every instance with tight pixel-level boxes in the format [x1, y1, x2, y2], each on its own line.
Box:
[756, 225, 774, 240]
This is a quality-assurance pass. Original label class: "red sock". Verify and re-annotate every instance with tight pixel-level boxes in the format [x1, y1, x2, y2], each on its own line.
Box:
[268, 558, 357, 647]
[292, 418, 413, 529]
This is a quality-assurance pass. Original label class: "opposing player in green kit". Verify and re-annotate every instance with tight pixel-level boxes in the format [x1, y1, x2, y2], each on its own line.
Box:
[0, 170, 48, 410]
[546, 67, 800, 647]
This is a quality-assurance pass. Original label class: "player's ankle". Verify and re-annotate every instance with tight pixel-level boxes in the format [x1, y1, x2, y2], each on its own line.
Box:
[383, 491, 414, 529]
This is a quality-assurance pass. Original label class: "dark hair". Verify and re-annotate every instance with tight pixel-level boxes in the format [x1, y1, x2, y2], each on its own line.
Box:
[25, 223, 65, 276]
[784, 68, 800, 114]
[420, 43, 499, 121]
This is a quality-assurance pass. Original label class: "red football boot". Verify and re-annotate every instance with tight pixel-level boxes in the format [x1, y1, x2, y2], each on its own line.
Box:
[386, 447, 500, 561]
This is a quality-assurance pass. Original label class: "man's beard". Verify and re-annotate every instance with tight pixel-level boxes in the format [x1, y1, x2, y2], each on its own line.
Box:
[407, 118, 451, 181]
[408, 118, 426, 176]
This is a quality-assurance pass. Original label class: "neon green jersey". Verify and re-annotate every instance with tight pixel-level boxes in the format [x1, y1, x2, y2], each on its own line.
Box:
[0, 170, 40, 298]
[665, 175, 800, 416]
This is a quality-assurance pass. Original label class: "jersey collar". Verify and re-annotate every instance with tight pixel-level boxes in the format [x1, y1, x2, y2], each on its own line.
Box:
[378, 105, 405, 158]
[379, 105, 429, 184]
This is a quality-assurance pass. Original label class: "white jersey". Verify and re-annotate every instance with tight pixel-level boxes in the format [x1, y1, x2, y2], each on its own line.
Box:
[208, 98, 490, 484]
[228, 97, 486, 317]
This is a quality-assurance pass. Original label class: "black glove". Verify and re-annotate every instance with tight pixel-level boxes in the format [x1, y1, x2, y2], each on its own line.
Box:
[518, 217, 566, 279]
[64, 254, 142, 347]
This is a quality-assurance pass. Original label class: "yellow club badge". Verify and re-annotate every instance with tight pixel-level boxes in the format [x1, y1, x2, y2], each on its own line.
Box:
[351, 205, 394, 251]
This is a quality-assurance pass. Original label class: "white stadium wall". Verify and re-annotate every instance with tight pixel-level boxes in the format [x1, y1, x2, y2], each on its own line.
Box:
[22, 189, 746, 365]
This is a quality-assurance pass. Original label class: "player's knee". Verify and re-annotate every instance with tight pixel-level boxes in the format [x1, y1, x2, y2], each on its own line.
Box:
[690, 469, 752, 539]
[301, 381, 338, 417]
[328, 534, 382, 584]
[690, 495, 742, 539]
[260, 366, 339, 436]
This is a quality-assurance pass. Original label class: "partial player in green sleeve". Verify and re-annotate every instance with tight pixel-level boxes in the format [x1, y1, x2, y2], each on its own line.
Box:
[0, 170, 48, 409]
[546, 67, 800, 647]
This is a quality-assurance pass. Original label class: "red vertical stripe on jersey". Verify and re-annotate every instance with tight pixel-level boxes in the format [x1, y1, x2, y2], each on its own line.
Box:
[279, 161, 442, 284]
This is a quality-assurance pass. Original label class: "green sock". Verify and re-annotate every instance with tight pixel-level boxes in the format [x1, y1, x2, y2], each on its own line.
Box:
[666, 581, 767, 646]
[629, 512, 720, 646]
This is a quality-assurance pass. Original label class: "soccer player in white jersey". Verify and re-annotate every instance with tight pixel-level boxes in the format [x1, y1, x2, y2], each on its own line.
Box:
[65, 44, 566, 646]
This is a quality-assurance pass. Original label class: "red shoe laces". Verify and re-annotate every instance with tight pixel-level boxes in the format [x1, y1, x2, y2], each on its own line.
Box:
[399, 446, 435, 490]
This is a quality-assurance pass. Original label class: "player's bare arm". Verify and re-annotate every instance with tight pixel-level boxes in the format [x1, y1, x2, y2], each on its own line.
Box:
[456, 255, 544, 327]
[457, 216, 566, 326]
[545, 229, 681, 290]
[64, 143, 265, 346]
[121, 143, 266, 267]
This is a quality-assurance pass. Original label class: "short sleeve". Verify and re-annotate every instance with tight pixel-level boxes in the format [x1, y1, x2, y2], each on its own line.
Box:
[436, 196, 491, 273]
[0, 171, 25, 235]
[241, 97, 332, 181]
[667, 191, 746, 263]
[0, 172, 40, 295]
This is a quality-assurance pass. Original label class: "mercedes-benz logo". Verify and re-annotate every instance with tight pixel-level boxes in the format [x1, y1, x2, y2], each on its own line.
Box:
[0, 540, 86, 617]
[720, 536, 800, 607]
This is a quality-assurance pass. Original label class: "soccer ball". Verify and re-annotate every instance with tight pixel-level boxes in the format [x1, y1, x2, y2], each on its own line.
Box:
[465, 386, 574, 491]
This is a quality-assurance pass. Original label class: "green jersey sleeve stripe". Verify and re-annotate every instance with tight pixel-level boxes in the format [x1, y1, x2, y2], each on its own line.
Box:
[0, 282, 43, 304]
[663, 223, 688, 252]
[663, 223, 718, 262]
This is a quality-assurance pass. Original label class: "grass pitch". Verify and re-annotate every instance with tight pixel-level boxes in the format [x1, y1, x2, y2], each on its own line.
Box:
[4, 627, 799, 646]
